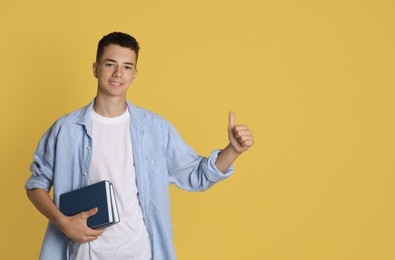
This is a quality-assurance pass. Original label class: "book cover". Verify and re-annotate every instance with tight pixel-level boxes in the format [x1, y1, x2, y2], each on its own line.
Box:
[59, 180, 120, 229]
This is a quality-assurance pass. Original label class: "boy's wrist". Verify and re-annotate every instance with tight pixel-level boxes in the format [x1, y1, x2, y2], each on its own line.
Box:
[51, 210, 68, 230]
[225, 143, 243, 157]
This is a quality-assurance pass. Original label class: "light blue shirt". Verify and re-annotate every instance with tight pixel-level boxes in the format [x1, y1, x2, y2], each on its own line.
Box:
[25, 100, 234, 260]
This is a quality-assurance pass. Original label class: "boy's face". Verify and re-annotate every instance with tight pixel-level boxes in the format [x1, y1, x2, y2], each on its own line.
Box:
[93, 44, 137, 99]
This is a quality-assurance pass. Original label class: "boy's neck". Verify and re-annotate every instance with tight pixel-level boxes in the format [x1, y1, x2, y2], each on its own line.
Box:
[93, 96, 127, 118]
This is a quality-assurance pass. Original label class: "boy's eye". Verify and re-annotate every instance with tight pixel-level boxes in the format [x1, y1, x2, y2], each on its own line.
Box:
[105, 63, 115, 67]
[125, 66, 132, 70]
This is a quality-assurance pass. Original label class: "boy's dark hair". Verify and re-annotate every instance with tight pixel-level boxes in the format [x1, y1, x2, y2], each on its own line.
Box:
[96, 32, 140, 63]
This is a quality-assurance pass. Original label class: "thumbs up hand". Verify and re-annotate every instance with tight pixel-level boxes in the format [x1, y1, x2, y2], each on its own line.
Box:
[214, 111, 254, 173]
[228, 111, 254, 154]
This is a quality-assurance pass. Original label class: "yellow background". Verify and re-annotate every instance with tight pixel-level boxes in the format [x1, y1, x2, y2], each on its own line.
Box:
[1, 0, 394, 259]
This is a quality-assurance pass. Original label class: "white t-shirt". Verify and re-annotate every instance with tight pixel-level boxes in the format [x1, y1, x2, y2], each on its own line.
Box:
[73, 108, 152, 260]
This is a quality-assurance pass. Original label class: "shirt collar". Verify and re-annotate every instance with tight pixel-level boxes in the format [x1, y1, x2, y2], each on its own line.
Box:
[72, 100, 143, 137]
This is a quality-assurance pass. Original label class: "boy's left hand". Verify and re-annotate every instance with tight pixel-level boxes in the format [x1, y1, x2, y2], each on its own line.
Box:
[228, 111, 254, 154]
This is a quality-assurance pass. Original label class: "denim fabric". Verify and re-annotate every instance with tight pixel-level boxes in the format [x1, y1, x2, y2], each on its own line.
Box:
[25, 100, 234, 260]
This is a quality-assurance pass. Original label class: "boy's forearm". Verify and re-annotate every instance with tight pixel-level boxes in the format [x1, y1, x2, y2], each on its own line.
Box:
[215, 143, 242, 173]
[26, 188, 65, 226]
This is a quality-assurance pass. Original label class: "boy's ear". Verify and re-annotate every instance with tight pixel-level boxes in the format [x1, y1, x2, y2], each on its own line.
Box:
[93, 62, 98, 78]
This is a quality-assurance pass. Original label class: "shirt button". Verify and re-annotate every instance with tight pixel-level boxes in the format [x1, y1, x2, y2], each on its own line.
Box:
[87, 146, 91, 150]
[151, 160, 155, 165]
[82, 172, 87, 176]
[139, 131, 144, 136]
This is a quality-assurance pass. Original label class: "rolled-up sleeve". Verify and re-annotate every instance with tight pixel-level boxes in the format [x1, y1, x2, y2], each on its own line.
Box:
[25, 125, 57, 191]
[201, 149, 234, 182]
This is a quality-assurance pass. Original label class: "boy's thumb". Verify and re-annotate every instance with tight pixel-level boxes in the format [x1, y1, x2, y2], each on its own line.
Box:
[229, 111, 236, 128]
[87, 207, 98, 217]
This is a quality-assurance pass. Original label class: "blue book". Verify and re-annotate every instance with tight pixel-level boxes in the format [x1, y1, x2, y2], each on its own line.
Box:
[59, 180, 120, 229]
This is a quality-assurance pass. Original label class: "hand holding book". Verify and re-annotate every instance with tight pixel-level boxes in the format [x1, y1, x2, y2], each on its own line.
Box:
[58, 180, 120, 242]
[56, 207, 105, 243]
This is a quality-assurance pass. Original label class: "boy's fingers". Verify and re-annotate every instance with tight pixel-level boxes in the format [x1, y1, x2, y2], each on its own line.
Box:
[87, 227, 105, 236]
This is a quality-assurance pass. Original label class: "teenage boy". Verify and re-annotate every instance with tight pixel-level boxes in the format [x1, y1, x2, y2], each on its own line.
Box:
[26, 32, 254, 260]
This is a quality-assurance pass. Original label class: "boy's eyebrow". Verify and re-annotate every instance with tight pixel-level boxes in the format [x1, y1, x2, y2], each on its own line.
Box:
[104, 58, 135, 66]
